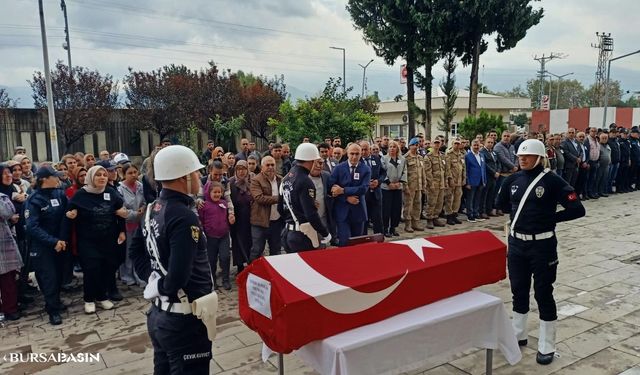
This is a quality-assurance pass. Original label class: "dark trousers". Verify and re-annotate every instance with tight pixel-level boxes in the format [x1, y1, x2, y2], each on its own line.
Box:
[0, 270, 18, 314]
[283, 228, 314, 253]
[596, 163, 610, 195]
[607, 162, 619, 193]
[631, 163, 640, 189]
[336, 219, 365, 247]
[587, 161, 599, 196]
[32, 248, 66, 314]
[249, 220, 283, 262]
[147, 305, 212, 375]
[508, 236, 558, 321]
[365, 192, 383, 235]
[617, 163, 630, 191]
[576, 167, 589, 197]
[465, 185, 484, 219]
[382, 189, 402, 232]
[563, 167, 578, 188]
[206, 235, 230, 283]
[480, 178, 497, 214]
[80, 256, 113, 302]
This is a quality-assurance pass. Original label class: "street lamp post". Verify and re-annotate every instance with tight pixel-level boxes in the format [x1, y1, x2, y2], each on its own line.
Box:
[603, 49, 640, 127]
[330, 46, 346, 94]
[547, 72, 573, 109]
[358, 59, 373, 97]
[38, 0, 60, 162]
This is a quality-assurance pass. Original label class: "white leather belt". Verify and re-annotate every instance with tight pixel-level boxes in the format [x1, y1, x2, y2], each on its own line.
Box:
[512, 231, 555, 241]
[154, 298, 192, 314]
[286, 224, 299, 231]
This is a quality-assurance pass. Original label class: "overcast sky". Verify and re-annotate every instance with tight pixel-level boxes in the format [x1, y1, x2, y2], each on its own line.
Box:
[1, 0, 639, 107]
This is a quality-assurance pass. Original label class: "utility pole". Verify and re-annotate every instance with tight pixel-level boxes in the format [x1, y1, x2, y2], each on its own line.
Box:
[603, 49, 640, 127]
[358, 59, 373, 97]
[60, 0, 72, 75]
[591, 32, 614, 107]
[547, 72, 573, 109]
[38, 0, 60, 162]
[330, 46, 346, 94]
[533, 53, 564, 109]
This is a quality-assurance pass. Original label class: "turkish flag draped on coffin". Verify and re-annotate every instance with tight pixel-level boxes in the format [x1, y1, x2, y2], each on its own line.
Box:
[237, 230, 506, 354]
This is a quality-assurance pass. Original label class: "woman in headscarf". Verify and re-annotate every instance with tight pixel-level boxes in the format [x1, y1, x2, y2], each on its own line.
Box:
[6, 161, 32, 304]
[7, 161, 31, 197]
[55, 162, 73, 190]
[0, 165, 23, 321]
[64, 165, 127, 314]
[13, 155, 35, 186]
[224, 152, 236, 178]
[228, 160, 253, 274]
[117, 163, 145, 286]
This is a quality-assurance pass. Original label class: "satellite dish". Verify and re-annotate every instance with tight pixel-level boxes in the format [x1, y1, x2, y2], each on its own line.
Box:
[402, 114, 408, 123]
[62, 41, 69, 50]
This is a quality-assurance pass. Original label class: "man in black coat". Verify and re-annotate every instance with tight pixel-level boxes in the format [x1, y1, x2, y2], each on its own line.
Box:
[559, 128, 582, 188]
[360, 141, 386, 235]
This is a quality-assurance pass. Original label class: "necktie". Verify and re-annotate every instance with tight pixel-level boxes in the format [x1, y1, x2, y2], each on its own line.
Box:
[351, 165, 356, 178]
[326, 159, 332, 172]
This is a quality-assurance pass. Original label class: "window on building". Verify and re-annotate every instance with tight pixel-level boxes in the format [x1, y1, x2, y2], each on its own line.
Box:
[450, 123, 459, 137]
[381, 124, 407, 139]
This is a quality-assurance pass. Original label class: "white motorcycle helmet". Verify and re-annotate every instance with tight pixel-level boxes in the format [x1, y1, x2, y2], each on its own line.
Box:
[294, 143, 321, 161]
[516, 139, 546, 157]
[153, 145, 204, 181]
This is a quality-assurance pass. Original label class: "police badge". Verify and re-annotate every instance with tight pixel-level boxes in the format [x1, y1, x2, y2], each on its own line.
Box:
[308, 189, 315, 198]
[535, 186, 545, 198]
[191, 226, 200, 243]
[510, 185, 518, 195]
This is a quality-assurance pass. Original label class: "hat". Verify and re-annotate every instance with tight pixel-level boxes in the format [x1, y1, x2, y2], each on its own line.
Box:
[12, 154, 28, 163]
[618, 127, 627, 133]
[631, 128, 640, 134]
[453, 138, 461, 144]
[35, 165, 64, 179]
[14, 146, 26, 152]
[408, 138, 420, 146]
[96, 160, 117, 171]
[113, 152, 130, 165]
[433, 139, 441, 143]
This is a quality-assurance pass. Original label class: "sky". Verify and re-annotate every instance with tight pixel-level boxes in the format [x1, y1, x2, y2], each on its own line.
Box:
[1, 0, 639, 108]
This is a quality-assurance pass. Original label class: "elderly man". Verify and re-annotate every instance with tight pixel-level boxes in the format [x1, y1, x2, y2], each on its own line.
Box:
[332, 147, 344, 163]
[249, 156, 283, 261]
[584, 127, 601, 199]
[560, 128, 582, 188]
[328, 143, 371, 246]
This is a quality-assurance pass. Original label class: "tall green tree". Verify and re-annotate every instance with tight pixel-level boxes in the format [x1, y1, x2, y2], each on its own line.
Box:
[438, 53, 458, 141]
[458, 111, 506, 140]
[587, 81, 623, 107]
[0, 88, 17, 108]
[526, 78, 590, 109]
[450, 0, 543, 115]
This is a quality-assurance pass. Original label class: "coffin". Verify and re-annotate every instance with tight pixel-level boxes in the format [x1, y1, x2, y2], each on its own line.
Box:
[237, 230, 506, 354]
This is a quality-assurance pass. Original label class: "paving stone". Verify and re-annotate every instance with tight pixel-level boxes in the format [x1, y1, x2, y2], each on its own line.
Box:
[528, 316, 598, 342]
[214, 343, 263, 371]
[557, 320, 638, 359]
[613, 334, 640, 358]
[449, 346, 536, 374]
[557, 348, 640, 374]
[421, 364, 471, 375]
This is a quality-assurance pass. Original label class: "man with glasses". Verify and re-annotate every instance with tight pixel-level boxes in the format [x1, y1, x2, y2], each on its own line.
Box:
[560, 128, 582, 187]
[328, 144, 371, 246]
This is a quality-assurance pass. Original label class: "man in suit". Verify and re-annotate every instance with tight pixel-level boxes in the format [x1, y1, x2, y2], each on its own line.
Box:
[318, 143, 338, 174]
[328, 143, 371, 246]
[464, 140, 487, 222]
[360, 141, 386, 235]
[309, 159, 336, 247]
[480, 137, 501, 218]
[560, 128, 582, 188]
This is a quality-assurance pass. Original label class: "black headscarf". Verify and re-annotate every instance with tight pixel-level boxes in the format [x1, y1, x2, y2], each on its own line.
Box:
[0, 165, 14, 197]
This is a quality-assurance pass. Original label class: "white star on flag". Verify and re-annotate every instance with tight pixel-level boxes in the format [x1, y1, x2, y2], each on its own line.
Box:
[391, 238, 443, 262]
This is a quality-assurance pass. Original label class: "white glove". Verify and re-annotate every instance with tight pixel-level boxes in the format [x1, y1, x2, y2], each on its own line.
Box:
[143, 271, 165, 300]
[320, 233, 332, 245]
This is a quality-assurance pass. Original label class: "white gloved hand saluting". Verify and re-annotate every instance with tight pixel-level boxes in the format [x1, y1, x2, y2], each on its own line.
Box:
[143, 271, 167, 301]
[320, 233, 332, 245]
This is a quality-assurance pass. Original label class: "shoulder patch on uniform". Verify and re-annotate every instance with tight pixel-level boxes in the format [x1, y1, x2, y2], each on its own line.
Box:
[153, 203, 162, 212]
[308, 189, 315, 198]
[510, 185, 518, 195]
[535, 186, 545, 198]
[24, 209, 29, 219]
[191, 226, 200, 243]
[567, 192, 578, 202]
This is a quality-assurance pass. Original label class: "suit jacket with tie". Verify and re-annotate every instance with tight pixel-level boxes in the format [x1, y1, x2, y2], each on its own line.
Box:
[328, 160, 371, 223]
[362, 155, 386, 201]
[322, 157, 338, 174]
[465, 151, 487, 187]
[560, 138, 582, 169]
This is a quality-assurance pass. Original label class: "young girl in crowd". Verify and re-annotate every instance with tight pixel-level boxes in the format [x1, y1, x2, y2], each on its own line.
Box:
[198, 181, 234, 290]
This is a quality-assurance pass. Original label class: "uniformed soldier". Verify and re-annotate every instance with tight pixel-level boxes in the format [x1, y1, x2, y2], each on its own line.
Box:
[130, 145, 214, 374]
[423, 139, 446, 229]
[444, 139, 466, 225]
[496, 139, 585, 365]
[25, 165, 69, 325]
[280, 143, 330, 253]
[402, 138, 426, 233]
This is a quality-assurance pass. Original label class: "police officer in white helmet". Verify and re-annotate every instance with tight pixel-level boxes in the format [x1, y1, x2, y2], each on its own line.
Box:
[129, 145, 215, 373]
[279, 143, 330, 253]
[496, 139, 585, 365]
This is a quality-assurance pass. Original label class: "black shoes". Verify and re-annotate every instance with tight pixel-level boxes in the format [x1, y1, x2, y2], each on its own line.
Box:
[384, 232, 393, 238]
[108, 291, 123, 302]
[4, 312, 21, 321]
[222, 280, 232, 291]
[49, 313, 62, 325]
[518, 339, 528, 346]
[536, 351, 554, 365]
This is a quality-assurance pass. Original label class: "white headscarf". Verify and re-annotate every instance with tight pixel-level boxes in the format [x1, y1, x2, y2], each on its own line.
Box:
[82, 166, 107, 194]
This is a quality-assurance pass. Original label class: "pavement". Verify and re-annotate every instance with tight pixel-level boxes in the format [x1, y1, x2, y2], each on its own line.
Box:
[2, 191, 640, 374]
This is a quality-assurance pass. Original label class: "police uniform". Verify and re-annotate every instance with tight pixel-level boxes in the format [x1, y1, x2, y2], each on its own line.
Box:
[130, 189, 213, 374]
[25, 186, 69, 323]
[280, 164, 329, 253]
[496, 163, 585, 363]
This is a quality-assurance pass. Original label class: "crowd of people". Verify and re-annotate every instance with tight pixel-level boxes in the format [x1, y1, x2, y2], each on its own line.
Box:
[0, 122, 638, 326]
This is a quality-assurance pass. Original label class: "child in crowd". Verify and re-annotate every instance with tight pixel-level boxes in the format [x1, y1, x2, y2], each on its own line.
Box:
[198, 181, 234, 290]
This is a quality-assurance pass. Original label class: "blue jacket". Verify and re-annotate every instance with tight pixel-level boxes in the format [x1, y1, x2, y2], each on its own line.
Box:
[465, 151, 487, 187]
[25, 187, 68, 254]
[328, 160, 371, 223]
[362, 155, 386, 201]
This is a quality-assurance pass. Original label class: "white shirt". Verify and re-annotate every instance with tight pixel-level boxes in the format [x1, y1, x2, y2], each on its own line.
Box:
[269, 176, 280, 221]
[472, 151, 482, 165]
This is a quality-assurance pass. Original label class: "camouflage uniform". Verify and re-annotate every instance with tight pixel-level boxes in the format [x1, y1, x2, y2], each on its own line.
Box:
[444, 149, 466, 222]
[424, 149, 447, 228]
[403, 152, 426, 232]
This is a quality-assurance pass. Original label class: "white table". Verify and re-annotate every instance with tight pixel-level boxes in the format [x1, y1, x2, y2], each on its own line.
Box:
[268, 291, 521, 375]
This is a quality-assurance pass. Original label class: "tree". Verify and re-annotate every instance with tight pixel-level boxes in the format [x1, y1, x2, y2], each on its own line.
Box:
[457, 111, 506, 140]
[238, 74, 286, 142]
[29, 61, 118, 153]
[438, 53, 458, 141]
[513, 113, 528, 128]
[210, 115, 244, 152]
[269, 78, 377, 148]
[496, 85, 528, 98]
[0, 88, 18, 108]
[587, 80, 623, 107]
[526, 78, 590, 109]
[450, 0, 543, 115]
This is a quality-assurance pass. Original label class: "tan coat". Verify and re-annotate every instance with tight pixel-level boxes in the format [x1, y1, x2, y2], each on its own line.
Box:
[404, 152, 426, 191]
[250, 173, 282, 228]
[445, 150, 466, 187]
[424, 151, 447, 189]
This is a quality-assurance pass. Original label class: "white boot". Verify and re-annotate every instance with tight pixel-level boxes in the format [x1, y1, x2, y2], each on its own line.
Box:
[537, 320, 557, 365]
[512, 312, 529, 344]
